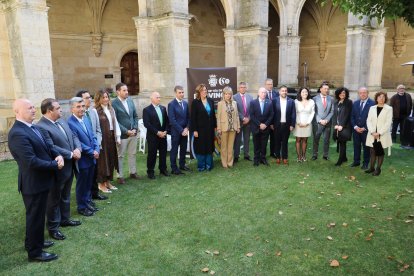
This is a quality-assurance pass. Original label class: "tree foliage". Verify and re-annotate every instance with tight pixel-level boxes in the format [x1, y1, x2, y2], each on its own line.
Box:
[319, 0, 414, 27]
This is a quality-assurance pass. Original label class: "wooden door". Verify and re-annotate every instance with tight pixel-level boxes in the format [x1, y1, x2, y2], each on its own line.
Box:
[120, 52, 139, 95]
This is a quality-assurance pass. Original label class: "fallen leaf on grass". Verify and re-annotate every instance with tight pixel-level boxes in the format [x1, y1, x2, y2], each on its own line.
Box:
[246, 252, 254, 257]
[275, 251, 282, 256]
[371, 203, 377, 208]
[400, 264, 410, 272]
[405, 220, 413, 223]
[201, 267, 209, 273]
[278, 211, 283, 215]
[349, 175, 356, 181]
[305, 238, 311, 241]
[408, 214, 414, 218]
[104, 233, 109, 237]
[213, 251, 220, 255]
[310, 227, 316, 231]
[386, 217, 393, 221]
[327, 222, 336, 228]
[327, 236, 333, 241]
[342, 223, 348, 227]
[342, 255, 349, 260]
[210, 271, 216, 275]
[387, 256, 395, 260]
[330, 260, 340, 267]
[205, 250, 211, 254]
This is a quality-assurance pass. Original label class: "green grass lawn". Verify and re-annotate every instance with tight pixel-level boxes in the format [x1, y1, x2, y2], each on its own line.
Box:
[0, 138, 413, 275]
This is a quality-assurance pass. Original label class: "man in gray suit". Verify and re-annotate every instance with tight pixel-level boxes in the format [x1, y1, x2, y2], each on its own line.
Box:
[233, 81, 253, 162]
[112, 82, 140, 184]
[76, 89, 106, 200]
[312, 83, 334, 160]
[36, 98, 82, 240]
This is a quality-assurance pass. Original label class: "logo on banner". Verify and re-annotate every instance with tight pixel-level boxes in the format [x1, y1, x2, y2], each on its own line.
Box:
[208, 74, 218, 87]
[219, 77, 230, 86]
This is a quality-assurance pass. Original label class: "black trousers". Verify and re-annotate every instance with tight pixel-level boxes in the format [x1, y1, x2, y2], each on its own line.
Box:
[253, 129, 269, 162]
[391, 117, 406, 141]
[274, 123, 291, 159]
[90, 164, 99, 197]
[46, 173, 74, 231]
[147, 136, 167, 175]
[23, 190, 49, 258]
[170, 134, 188, 170]
[269, 128, 275, 155]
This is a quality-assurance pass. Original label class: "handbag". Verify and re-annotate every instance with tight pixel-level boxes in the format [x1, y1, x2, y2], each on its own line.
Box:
[333, 127, 351, 142]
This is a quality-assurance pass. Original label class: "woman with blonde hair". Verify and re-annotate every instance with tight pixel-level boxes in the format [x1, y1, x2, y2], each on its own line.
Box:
[190, 84, 217, 171]
[95, 88, 121, 192]
[217, 86, 240, 168]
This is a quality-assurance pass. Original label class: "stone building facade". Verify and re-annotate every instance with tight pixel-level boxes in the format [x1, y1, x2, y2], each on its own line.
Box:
[0, 0, 414, 143]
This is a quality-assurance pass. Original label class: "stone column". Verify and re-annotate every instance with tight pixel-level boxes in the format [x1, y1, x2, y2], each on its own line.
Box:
[134, 12, 190, 103]
[344, 14, 386, 91]
[277, 35, 301, 87]
[1, 0, 55, 105]
[224, 27, 271, 92]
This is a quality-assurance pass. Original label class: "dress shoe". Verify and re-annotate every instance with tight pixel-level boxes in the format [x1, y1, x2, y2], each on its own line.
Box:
[270, 153, 277, 159]
[49, 230, 66, 240]
[88, 200, 96, 207]
[234, 157, 239, 163]
[148, 174, 156, 180]
[86, 203, 99, 212]
[244, 156, 253, 161]
[117, 177, 126, 184]
[253, 161, 259, 166]
[361, 164, 368, 170]
[28, 251, 58, 262]
[43, 240, 54, 249]
[78, 208, 94, 216]
[334, 161, 342, 166]
[172, 169, 184, 175]
[160, 170, 170, 177]
[311, 156, 317, 161]
[261, 159, 269, 166]
[323, 156, 329, 160]
[275, 158, 281, 164]
[365, 168, 375, 174]
[283, 159, 288, 165]
[372, 168, 381, 176]
[180, 165, 191, 171]
[60, 220, 81, 227]
[106, 183, 118, 190]
[130, 173, 143, 180]
[350, 162, 360, 167]
[98, 184, 112, 193]
[92, 194, 108, 200]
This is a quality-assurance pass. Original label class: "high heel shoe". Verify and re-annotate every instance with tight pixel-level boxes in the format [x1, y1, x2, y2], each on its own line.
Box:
[106, 182, 118, 190]
[365, 168, 375, 174]
[302, 156, 307, 162]
[372, 168, 381, 176]
[98, 183, 112, 193]
[334, 161, 342, 166]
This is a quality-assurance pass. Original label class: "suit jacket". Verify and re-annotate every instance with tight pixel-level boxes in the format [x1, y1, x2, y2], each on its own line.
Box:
[272, 96, 296, 128]
[216, 100, 240, 132]
[249, 98, 274, 134]
[366, 104, 393, 148]
[168, 98, 189, 137]
[313, 94, 334, 125]
[351, 98, 375, 130]
[86, 108, 102, 146]
[67, 115, 99, 169]
[112, 97, 138, 139]
[143, 104, 169, 142]
[266, 89, 279, 101]
[36, 117, 81, 180]
[8, 120, 60, 195]
[233, 92, 253, 122]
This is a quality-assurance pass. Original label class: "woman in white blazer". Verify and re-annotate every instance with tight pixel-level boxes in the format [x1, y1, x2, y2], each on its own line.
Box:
[365, 91, 393, 176]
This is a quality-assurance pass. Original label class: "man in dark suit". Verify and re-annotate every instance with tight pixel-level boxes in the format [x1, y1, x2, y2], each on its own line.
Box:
[265, 78, 279, 158]
[233, 81, 253, 162]
[112, 83, 140, 184]
[36, 98, 82, 241]
[143, 91, 170, 179]
[250, 87, 274, 166]
[67, 97, 100, 216]
[8, 99, 63, 262]
[76, 89, 106, 200]
[350, 87, 375, 170]
[312, 83, 334, 160]
[168, 85, 190, 175]
[272, 85, 296, 164]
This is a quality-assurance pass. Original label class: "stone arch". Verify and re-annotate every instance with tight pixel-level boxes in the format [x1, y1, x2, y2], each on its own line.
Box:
[114, 42, 138, 67]
[268, 0, 282, 83]
[218, 0, 234, 28]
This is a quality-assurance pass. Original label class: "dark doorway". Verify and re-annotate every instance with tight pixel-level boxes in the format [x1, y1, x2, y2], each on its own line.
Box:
[120, 52, 139, 95]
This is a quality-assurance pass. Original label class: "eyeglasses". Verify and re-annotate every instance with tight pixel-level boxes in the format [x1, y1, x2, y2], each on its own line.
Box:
[84, 96, 91, 99]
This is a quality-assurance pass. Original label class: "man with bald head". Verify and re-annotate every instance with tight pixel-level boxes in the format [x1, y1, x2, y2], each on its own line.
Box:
[143, 92, 170, 179]
[350, 87, 375, 169]
[8, 99, 63, 262]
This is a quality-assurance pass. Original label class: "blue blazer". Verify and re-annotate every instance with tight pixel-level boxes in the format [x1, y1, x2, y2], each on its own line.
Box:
[249, 98, 274, 134]
[351, 98, 375, 130]
[67, 115, 99, 169]
[8, 121, 60, 195]
[272, 97, 296, 128]
[168, 99, 190, 136]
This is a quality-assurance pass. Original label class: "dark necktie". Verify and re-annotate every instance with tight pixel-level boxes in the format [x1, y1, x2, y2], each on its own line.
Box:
[55, 122, 68, 140]
[31, 125, 46, 146]
[85, 110, 90, 119]
[179, 101, 184, 110]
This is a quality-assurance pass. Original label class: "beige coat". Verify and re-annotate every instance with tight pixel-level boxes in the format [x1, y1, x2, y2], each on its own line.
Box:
[217, 100, 240, 132]
[366, 104, 393, 150]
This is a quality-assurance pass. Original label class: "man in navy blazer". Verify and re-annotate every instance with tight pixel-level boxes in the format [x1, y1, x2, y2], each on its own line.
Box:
[272, 86, 296, 164]
[167, 85, 190, 175]
[8, 99, 63, 262]
[250, 87, 274, 166]
[67, 97, 100, 217]
[350, 87, 375, 170]
[36, 98, 82, 241]
[143, 92, 170, 179]
[265, 78, 279, 158]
